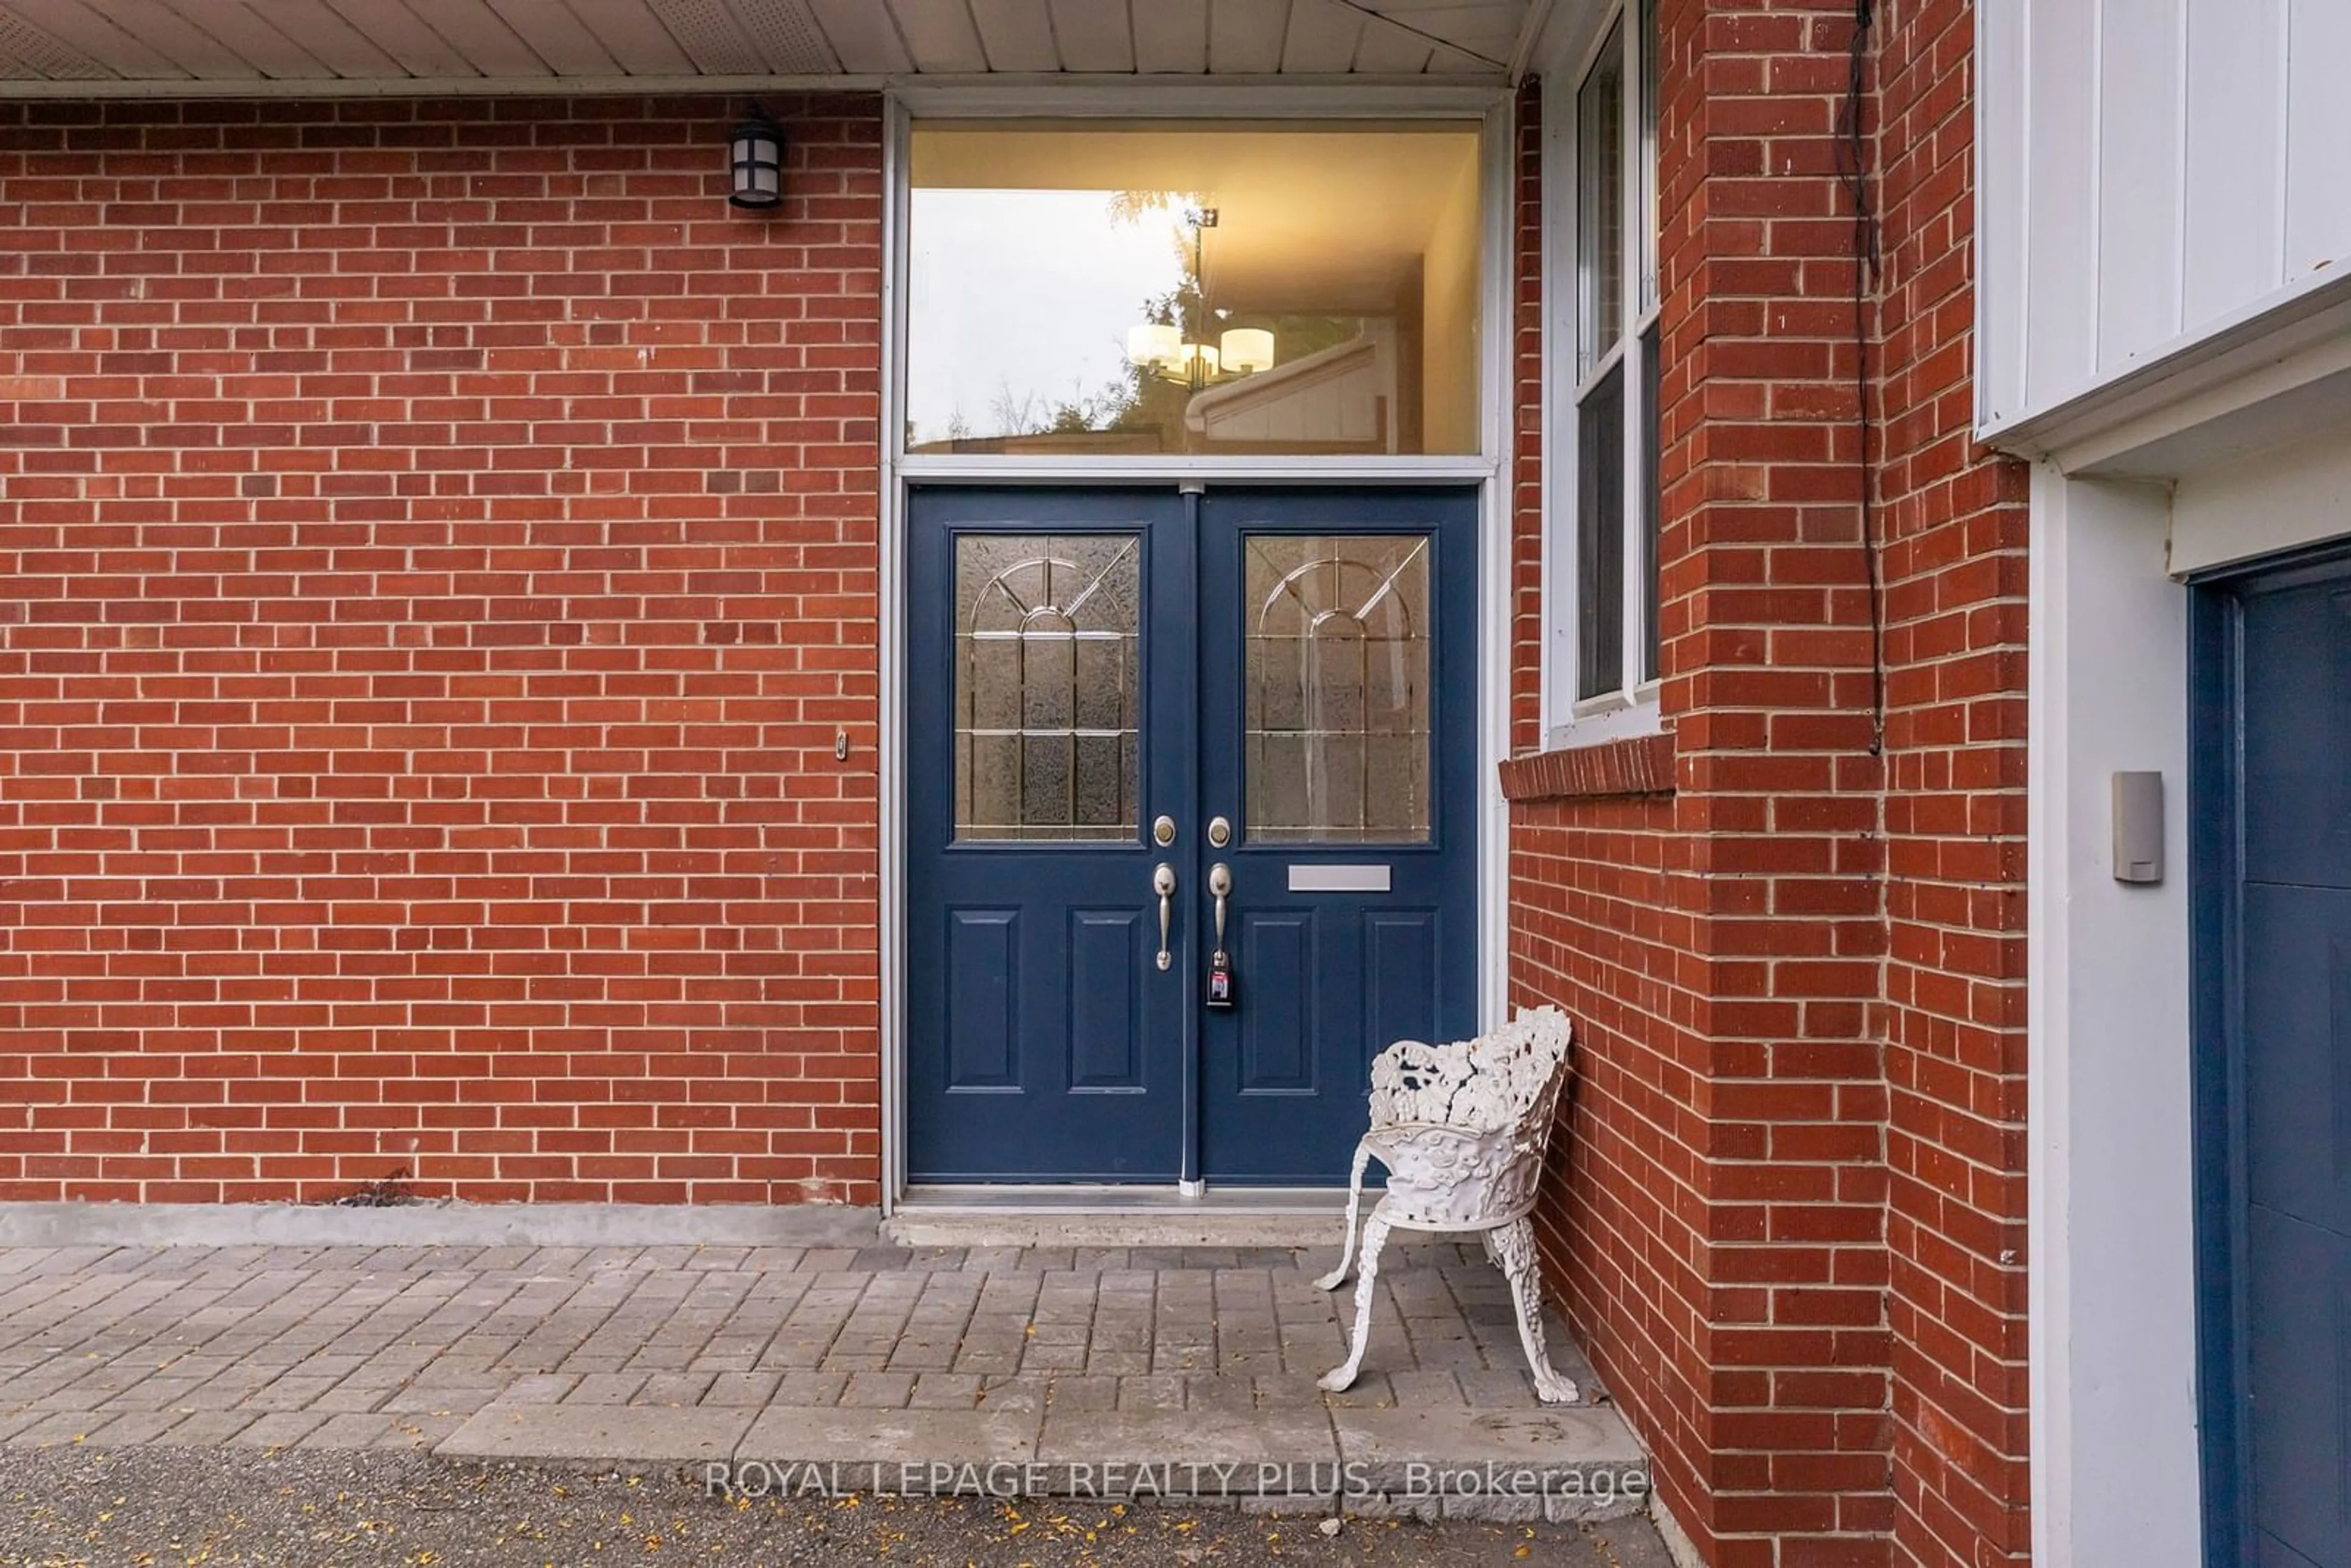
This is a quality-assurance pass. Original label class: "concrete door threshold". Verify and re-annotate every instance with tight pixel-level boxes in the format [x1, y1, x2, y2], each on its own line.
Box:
[885, 1185, 1348, 1247]
[436, 1399, 1652, 1525]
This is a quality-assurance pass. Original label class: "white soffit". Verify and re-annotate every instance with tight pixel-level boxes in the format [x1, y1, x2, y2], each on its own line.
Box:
[0, 0, 1532, 92]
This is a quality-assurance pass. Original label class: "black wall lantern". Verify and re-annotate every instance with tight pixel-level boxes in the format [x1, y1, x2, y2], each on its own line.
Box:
[729, 115, 785, 210]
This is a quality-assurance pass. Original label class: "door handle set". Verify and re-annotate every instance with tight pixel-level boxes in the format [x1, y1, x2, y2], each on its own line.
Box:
[1150, 830, 1236, 1007]
[1206, 862, 1235, 1008]
[1153, 863, 1177, 970]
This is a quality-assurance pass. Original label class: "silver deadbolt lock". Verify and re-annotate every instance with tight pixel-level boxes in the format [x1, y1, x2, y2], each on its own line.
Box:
[1207, 816, 1232, 848]
[1153, 815, 1176, 847]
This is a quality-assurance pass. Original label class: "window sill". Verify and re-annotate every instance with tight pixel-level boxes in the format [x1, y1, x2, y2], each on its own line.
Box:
[1553, 685, 1664, 748]
[1498, 724, 1675, 803]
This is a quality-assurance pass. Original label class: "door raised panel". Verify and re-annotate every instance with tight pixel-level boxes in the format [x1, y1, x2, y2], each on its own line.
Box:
[944, 908, 1019, 1091]
[1239, 911, 1316, 1093]
[1367, 910, 1441, 1052]
[1069, 910, 1146, 1091]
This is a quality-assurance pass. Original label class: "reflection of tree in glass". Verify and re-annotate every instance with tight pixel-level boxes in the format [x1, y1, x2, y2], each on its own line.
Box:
[988, 379, 1137, 438]
[1104, 188, 1201, 227]
[974, 189, 1392, 451]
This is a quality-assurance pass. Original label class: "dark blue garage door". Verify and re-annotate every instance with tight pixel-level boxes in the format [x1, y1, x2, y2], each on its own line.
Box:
[2196, 550, 2351, 1567]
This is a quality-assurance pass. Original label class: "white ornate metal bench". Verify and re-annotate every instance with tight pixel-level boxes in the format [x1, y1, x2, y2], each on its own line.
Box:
[1315, 1005, 1580, 1404]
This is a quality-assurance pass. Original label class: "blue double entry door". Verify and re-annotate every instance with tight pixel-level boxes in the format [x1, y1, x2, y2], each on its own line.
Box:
[906, 487, 1480, 1185]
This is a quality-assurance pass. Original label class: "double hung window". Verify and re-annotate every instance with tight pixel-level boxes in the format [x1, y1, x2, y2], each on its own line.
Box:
[1547, 2, 1662, 739]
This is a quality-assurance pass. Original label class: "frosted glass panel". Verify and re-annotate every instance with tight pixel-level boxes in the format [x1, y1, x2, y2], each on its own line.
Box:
[1245, 535, 1432, 844]
[955, 535, 1140, 841]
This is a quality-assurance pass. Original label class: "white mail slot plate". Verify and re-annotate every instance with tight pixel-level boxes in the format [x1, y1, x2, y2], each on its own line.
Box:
[1288, 865, 1392, 893]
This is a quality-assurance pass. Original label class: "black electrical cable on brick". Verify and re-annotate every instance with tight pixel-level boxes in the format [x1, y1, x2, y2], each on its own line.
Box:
[1835, 0, 1887, 758]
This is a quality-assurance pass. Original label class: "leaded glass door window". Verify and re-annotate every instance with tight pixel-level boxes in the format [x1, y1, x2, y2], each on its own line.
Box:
[1243, 535, 1433, 844]
[953, 535, 1141, 842]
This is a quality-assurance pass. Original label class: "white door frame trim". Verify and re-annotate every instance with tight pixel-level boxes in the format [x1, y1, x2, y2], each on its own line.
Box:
[874, 86, 1517, 1215]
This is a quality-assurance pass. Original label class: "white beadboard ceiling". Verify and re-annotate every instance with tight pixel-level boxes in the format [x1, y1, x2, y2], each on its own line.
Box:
[0, 0, 1540, 92]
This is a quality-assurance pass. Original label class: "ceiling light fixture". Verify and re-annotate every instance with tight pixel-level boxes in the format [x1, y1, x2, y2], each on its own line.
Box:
[1127, 208, 1276, 389]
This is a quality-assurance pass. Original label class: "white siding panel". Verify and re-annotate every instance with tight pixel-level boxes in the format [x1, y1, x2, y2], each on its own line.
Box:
[399, 0, 553, 75]
[1976, 0, 2028, 425]
[1132, 0, 1208, 72]
[2181, 0, 2285, 332]
[2093, 0, 2180, 372]
[1046, 0, 1132, 71]
[803, 0, 909, 71]
[479, 0, 619, 72]
[2022, 0, 2098, 411]
[561, 0, 697, 75]
[887, 0, 989, 72]
[2284, 0, 2351, 280]
[1281, 0, 1365, 72]
[320, 0, 480, 77]
[1988, 0, 2351, 436]
[242, 0, 407, 77]
[1208, 0, 1291, 74]
[967, 0, 1057, 72]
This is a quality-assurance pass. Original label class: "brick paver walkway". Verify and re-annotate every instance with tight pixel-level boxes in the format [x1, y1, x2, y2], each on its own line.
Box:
[0, 1240, 1601, 1455]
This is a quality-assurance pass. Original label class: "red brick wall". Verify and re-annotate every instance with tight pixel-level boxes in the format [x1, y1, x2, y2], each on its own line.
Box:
[0, 96, 886, 1206]
[1507, 69, 1720, 1555]
[1514, 2, 2028, 1564]
[1874, 0, 2032, 1561]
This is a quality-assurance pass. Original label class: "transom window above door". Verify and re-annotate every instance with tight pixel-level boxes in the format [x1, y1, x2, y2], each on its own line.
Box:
[904, 121, 1486, 459]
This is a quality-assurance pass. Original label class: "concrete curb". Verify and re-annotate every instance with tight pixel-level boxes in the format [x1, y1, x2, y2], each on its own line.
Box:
[0, 1201, 884, 1248]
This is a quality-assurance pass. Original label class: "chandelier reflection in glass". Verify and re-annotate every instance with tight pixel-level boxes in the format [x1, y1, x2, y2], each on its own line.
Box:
[1126, 207, 1277, 392]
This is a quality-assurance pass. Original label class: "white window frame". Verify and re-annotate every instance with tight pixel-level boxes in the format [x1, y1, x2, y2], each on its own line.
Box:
[1539, 1, 1663, 750]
